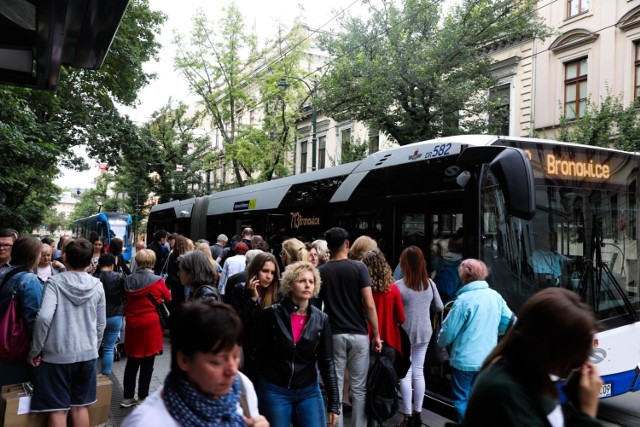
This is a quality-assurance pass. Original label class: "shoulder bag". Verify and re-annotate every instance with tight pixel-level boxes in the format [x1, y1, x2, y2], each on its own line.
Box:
[0, 267, 31, 361]
[425, 282, 450, 366]
[145, 293, 170, 329]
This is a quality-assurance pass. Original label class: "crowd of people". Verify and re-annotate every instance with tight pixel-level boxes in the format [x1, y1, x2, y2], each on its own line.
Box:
[0, 225, 605, 427]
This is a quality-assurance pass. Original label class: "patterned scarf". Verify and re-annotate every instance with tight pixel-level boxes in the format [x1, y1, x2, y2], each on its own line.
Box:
[162, 371, 244, 427]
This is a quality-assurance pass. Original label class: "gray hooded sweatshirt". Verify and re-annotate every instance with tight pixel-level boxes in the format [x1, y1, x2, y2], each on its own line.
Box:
[30, 271, 106, 364]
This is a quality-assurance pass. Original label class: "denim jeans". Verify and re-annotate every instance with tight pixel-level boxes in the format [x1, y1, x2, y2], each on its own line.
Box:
[399, 341, 428, 414]
[451, 367, 477, 423]
[332, 333, 370, 427]
[257, 377, 326, 427]
[101, 315, 123, 375]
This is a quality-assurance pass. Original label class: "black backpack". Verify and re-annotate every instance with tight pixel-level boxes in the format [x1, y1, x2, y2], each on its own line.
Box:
[366, 344, 399, 422]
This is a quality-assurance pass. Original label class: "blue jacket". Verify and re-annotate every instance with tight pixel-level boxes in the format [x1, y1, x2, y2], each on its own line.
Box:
[437, 280, 513, 372]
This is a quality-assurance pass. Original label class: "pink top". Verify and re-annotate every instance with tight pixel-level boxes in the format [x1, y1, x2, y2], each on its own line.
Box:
[291, 313, 308, 344]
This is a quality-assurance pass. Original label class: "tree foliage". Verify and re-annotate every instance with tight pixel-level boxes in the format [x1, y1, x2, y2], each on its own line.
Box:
[174, 4, 309, 186]
[0, 0, 165, 233]
[316, 0, 550, 145]
[556, 94, 640, 152]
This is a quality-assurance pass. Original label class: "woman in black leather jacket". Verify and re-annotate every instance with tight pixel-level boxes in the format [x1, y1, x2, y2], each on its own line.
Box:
[255, 261, 340, 427]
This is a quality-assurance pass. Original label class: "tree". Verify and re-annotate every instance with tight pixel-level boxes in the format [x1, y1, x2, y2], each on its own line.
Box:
[0, 0, 165, 232]
[174, 4, 309, 186]
[556, 94, 640, 151]
[316, 0, 550, 145]
[42, 211, 69, 235]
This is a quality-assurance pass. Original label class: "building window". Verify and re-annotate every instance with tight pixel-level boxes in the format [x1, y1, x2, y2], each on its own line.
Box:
[249, 109, 255, 124]
[222, 162, 227, 185]
[489, 84, 510, 135]
[368, 126, 380, 154]
[300, 141, 307, 173]
[567, 0, 589, 18]
[341, 129, 352, 158]
[564, 58, 588, 119]
[635, 43, 640, 101]
[318, 136, 326, 170]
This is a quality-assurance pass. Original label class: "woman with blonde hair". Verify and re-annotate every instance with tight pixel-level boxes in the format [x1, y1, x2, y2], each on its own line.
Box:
[122, 249, 171, 407]
[348, 235, 377, 261]
[280, 238, 309, 266]
[438, 258, 514, 422]
[194, 242, 219, 276]
[255, 261, 339, 427]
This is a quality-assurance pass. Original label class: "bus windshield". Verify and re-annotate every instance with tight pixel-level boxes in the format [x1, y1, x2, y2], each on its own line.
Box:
[109, 219, 128, 241]
[482, 180, 640, 321]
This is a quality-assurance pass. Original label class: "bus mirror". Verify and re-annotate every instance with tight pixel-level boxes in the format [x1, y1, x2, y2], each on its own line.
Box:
[490, 148, 535, 220]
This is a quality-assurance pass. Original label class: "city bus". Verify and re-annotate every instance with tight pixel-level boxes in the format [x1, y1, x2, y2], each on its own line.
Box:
[147, 135, 640, 414]
[72, 212, 133, 262]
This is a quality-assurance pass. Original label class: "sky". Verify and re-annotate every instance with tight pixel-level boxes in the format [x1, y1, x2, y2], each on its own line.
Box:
[56, 0, 461, 190]
[56, 0, 364, 189]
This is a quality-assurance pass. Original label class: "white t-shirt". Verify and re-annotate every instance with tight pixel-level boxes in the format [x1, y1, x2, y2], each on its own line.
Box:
[121, 372, 259, 427]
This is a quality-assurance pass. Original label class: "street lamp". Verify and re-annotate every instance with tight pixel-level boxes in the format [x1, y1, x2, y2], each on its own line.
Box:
[278, 76, 317, 172]
[95, 196, 103, 213]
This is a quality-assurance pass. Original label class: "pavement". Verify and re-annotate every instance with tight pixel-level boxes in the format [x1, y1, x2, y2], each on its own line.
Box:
[103, 333, 454, 427]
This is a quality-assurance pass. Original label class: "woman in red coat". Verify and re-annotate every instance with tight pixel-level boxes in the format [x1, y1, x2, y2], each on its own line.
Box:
[121, 249, 171, 407]
[362, 249, 405, 354]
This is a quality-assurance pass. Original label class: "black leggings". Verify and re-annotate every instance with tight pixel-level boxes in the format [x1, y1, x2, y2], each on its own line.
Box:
[123, 355, 156, 399]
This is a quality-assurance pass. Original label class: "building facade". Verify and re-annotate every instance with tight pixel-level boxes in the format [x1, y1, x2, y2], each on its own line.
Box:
[498, 0, 640, 138]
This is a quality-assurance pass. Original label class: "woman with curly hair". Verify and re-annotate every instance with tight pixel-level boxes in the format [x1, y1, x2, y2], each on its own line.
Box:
[361, 250, 405, 355]
[255, 261, 339, 427]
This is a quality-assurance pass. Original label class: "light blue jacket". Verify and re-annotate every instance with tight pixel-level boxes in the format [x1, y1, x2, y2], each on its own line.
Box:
[437, 280, 513, 372]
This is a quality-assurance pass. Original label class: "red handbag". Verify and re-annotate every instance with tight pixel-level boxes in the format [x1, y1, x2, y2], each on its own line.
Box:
[0, 270, 31, 362]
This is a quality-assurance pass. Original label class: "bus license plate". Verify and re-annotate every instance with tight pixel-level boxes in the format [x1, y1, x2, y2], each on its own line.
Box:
[599, 383, 612, 398]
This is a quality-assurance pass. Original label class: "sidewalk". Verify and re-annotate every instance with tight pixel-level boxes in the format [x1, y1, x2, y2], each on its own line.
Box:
[105, 335, 452, 427]
[105, 334, 171, 427]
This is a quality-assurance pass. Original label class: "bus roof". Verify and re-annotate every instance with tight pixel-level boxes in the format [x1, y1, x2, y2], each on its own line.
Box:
[150, 135, 636, 216]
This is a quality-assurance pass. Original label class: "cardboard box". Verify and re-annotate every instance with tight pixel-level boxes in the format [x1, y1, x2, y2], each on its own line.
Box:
[0, 376, 112, 427]
[88, 375, 112, 426]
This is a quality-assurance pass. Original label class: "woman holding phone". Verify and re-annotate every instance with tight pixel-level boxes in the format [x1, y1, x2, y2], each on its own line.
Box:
[235, 252, 280, 382]
[464, 287, 602, 426]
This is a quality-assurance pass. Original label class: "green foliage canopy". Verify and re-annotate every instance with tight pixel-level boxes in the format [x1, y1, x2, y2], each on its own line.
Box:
[316, 0, 550, 145]
[0, 0, 165, 233]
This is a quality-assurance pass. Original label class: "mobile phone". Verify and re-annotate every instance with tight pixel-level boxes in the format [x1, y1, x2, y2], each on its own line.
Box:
[562, 368, 580, 407]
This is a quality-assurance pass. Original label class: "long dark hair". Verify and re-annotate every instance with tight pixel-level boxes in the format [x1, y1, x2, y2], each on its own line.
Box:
[108, 238, 123, 256]
[247, 252, 280, 309]
[483, 287, 597, 398]
[399, 245, 429, 291]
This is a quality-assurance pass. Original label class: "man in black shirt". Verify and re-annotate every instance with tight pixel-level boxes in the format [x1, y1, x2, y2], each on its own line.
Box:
[318, 227, 381, 427]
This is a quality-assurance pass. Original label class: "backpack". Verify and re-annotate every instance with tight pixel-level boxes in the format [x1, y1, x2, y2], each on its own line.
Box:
[433, 259, 461, 301]
[366, 344, 399, 422]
